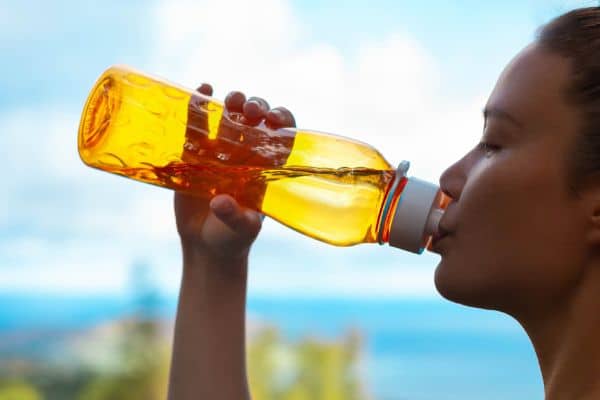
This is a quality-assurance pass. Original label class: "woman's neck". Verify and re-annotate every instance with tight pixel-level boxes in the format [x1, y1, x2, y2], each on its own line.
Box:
[518, 266, 600, 400]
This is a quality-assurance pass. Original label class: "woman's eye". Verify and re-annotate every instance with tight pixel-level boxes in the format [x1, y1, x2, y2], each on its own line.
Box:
[477, 141, 501, 156]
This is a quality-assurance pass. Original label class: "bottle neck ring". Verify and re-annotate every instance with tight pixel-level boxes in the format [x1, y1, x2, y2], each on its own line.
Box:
[377, 161, 410, 245]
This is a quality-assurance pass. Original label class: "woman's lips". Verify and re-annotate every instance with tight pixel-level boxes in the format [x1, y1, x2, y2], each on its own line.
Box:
[431, 225, 451, 248]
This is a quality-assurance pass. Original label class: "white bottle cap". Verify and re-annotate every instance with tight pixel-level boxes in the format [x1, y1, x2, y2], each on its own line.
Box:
[388, 177, 443, 254]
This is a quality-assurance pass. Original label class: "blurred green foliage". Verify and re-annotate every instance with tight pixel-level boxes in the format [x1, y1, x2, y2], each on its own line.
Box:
[0, 319, 367, 400]
[248, 327, 365, 400]
[75, 318, 170, 400]
[0, 381, 42, 400]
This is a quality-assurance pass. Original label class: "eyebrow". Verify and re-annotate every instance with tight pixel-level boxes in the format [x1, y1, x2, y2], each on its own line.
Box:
[483, 106, 523, 128]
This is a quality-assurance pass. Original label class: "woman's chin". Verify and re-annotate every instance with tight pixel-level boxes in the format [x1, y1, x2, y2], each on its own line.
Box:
[433, 259, 501, 310]
[434, 261, 465, 303]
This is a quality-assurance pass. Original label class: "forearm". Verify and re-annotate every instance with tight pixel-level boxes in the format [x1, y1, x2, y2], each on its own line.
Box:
[168, 251, 250, 400]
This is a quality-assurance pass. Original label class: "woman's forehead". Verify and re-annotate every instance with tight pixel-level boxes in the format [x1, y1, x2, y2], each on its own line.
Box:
[487, 44, 573, 130]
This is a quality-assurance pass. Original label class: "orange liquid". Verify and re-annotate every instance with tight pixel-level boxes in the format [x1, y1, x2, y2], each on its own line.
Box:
[78, 66, 398, 246]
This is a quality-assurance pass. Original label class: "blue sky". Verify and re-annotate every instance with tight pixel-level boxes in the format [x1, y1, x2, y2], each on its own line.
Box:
[1, 0, 597, 297]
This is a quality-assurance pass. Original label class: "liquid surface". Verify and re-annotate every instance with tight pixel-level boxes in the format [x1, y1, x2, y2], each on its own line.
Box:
[78, 67, 395, 245]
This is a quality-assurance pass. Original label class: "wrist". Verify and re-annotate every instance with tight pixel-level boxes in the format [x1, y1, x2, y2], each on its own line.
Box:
[181, 241, 249, 282]
[181, 240, 250, 263]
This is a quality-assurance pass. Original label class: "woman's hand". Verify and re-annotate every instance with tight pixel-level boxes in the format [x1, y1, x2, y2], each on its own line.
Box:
[174, 83, 296, 268]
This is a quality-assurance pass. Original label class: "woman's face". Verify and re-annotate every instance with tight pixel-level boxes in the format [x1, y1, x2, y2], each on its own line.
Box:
[434, 43, 589, 314]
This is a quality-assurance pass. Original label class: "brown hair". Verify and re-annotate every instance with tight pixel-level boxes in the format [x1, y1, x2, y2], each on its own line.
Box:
[537, 7, 600, 188]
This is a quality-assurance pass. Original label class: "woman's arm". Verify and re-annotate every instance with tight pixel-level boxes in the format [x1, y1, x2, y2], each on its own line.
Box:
[168, 193, 259, 400]
[167, 85, 295, 400]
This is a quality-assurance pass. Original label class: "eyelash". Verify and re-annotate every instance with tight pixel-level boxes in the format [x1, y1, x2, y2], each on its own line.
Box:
[477, 141, 501, 155]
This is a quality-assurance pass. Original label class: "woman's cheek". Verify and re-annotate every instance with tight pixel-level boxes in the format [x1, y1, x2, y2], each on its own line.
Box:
[458, 158, 518, 240]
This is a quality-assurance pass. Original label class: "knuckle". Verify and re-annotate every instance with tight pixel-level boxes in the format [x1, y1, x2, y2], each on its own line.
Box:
[227, 90, 244, 99]
[225, 91, 246, 110]
[197, 83, 213, 95]
[276, 107, 296, 126]
[247, 96, 270, 110]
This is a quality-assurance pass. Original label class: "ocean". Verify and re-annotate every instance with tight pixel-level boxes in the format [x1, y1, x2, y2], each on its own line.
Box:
[0, 294, 543, 400]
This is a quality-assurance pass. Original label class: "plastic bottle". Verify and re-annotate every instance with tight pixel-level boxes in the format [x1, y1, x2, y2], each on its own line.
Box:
[78, 65, 446, 253]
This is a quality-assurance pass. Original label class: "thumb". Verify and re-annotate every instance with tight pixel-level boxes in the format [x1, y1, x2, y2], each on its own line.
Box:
[203, 195, 262, 251]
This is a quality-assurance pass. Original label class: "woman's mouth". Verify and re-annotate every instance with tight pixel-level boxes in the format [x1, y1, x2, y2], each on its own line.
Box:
[431, 225, 451, 248]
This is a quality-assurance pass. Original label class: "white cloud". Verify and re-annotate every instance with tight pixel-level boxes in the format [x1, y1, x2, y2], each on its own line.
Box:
[0, 237, 131, 295]
[0, 108, 83, 181]
[149, 0, 486, 184]
[0, 106, 181, 239]
[145, 0, 485, 298]
[0, 0, 492, 297]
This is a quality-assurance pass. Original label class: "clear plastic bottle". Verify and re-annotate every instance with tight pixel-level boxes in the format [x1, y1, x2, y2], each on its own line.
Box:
[78, 65, 446, 252]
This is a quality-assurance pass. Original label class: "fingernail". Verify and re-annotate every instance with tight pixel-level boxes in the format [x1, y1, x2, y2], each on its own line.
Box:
[197, 83, 213, 96]
[247, 96, 269, 110]
[270, 108, 283, 120]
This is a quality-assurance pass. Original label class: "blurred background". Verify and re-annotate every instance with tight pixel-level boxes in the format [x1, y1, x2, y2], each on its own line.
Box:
[1, 0, 597, 399]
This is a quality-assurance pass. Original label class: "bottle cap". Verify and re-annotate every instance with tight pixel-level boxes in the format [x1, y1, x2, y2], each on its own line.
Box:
[389, 177, 443, 254]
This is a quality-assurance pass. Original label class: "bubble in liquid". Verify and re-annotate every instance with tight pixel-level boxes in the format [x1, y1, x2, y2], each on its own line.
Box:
[216, 152, 231, 161]
[183, 141, 198, 152]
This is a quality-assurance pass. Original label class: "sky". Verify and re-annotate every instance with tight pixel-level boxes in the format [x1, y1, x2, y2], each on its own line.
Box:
[1, 0, 598, 297]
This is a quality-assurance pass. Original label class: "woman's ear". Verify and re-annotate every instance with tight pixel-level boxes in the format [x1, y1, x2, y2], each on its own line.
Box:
[587, 203, 600, 245]
[581, 179, 600, 246]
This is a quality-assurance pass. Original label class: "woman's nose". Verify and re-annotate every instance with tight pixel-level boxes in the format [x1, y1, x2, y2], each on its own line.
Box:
[439, 157, 467, 202]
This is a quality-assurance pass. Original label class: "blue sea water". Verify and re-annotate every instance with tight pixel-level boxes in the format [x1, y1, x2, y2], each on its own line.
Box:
[0, 294, 543, 400]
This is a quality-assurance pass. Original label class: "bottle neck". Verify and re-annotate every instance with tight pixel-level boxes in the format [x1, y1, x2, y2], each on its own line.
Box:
[377, 174, 408, 244]
[383, 175, 445, 254]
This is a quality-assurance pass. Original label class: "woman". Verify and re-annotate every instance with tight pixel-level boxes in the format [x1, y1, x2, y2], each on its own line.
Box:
[167, 7, 600, 400]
